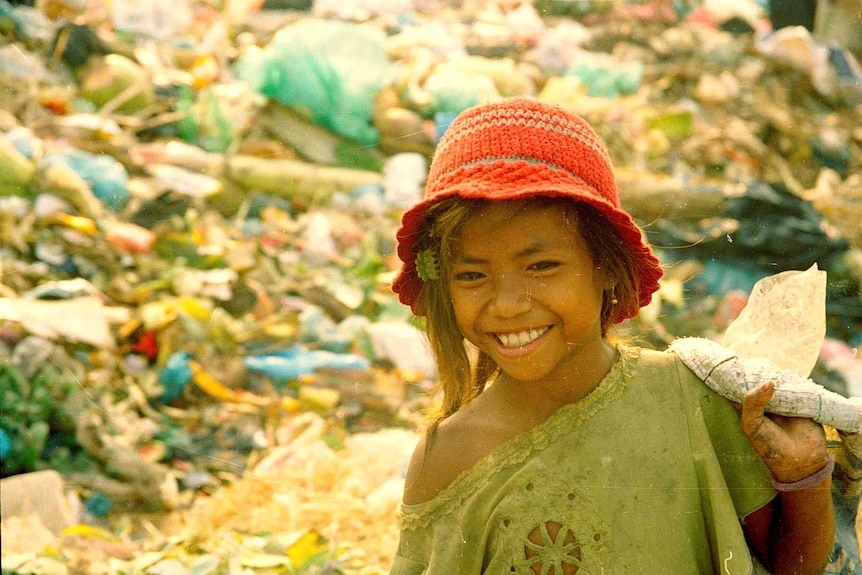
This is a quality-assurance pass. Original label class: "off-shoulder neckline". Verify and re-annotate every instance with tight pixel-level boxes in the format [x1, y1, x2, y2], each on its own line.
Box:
[399, 345, 639, 530]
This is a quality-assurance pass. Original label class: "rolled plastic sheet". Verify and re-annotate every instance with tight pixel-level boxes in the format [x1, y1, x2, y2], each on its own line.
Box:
[669, 264, 862, 438]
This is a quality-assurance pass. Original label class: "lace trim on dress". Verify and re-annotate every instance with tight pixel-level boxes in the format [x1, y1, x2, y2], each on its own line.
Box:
[398, 346, 639, 531]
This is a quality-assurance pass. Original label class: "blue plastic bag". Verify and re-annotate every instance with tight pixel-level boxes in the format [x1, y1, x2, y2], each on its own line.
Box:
[158, 351, 193, 402]
[565, 59, 643, 98]
[244, 346, 370, 383]
[42, 148, 130, 210]
[0, 428, 11, 461]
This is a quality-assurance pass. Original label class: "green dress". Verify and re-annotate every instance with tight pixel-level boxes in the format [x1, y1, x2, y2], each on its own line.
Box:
[390, 346, 777, 575]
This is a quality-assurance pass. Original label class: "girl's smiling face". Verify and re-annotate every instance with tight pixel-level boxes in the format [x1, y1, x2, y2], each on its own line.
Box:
[449, 200, 612, 386]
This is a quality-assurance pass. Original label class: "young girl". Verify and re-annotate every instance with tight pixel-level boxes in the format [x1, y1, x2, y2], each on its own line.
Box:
[389, 98, 835, 574]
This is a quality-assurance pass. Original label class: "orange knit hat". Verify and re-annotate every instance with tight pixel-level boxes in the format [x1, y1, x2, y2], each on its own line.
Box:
[392, 97, 663, 323]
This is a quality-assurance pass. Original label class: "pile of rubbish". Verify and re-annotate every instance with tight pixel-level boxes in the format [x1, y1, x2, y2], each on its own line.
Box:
[1, 0, 861, 573]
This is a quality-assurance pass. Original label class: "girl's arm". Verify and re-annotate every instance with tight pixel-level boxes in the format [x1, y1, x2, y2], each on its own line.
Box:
[740, 381, 835, 575]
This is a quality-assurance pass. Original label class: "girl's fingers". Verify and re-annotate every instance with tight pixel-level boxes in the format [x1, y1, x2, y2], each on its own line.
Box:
[740, 381, 788, 469]
[740, 381, 775, 432]
[739, 380, 829, 480]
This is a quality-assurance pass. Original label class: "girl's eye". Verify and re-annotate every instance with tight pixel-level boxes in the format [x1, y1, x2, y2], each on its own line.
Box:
[530, 261, 560, 272]
[454, 271, 485, 282]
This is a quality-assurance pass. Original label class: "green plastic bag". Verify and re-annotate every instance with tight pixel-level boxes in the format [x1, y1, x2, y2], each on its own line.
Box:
[176, 85, 234, 154]
[235, 19, 390, 147]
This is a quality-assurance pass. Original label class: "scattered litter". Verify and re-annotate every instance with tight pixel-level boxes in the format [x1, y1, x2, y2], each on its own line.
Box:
[1, 0, 860, 573]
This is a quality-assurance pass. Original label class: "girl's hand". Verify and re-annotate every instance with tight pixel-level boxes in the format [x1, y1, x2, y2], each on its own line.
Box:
[739, 381, 829, 483]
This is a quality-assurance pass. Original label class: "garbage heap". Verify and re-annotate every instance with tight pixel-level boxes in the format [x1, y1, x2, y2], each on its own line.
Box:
[1, 0, 861, 573]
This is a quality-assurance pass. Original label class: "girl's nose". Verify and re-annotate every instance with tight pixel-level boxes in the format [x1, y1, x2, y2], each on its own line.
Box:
[488, 275, 531, 318]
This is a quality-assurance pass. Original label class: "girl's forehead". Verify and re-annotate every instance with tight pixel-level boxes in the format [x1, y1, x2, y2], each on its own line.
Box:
[464, 199, 576, 230]
[455, 201, 585, 253]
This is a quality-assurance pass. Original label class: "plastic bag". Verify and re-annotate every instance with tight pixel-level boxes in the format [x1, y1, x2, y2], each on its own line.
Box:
[722, 263, 826, 378]
[41, 148, 130, 211]
[652, 180, 848, 275]
[234, 19, 390, 146]
[422, 69, 501, 115]
[244, 346, 370, 382]
[564, 53, 644, 98]
[109, 0, 192, 41]
[177, 85, 231, 154]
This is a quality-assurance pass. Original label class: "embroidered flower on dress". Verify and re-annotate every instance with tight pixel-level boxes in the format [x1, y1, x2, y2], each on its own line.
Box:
[524, 522, 583, 575]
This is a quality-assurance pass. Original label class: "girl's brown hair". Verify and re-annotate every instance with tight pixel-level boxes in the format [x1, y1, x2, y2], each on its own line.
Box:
[413, 196, 643, 426]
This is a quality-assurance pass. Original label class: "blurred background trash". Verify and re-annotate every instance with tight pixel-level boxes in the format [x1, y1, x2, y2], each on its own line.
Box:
[1, 0, 860, 572]
[0, 469, 77, 537]
[234, 18, 391, 146]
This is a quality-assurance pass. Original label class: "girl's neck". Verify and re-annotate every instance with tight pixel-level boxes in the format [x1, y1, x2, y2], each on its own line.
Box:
[494, 339, 619, 414]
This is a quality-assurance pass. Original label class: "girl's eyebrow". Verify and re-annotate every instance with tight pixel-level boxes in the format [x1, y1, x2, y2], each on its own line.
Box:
[453, 253, 486, 265]
[455, 240, 552, 264]
[515, 242, 551, 258]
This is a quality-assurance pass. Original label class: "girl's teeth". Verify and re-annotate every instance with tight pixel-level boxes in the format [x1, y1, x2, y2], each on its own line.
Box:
[497, 328, 547, 348]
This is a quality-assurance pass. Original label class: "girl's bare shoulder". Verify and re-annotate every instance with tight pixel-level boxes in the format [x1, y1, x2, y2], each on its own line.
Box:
[402, 401, 503, 505]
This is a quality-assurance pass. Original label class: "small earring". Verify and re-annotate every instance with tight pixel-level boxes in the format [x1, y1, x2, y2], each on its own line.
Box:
[610, 287, 618, 306]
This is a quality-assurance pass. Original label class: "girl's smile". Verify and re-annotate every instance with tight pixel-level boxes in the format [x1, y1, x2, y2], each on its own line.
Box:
[494, 326, 549, 349]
